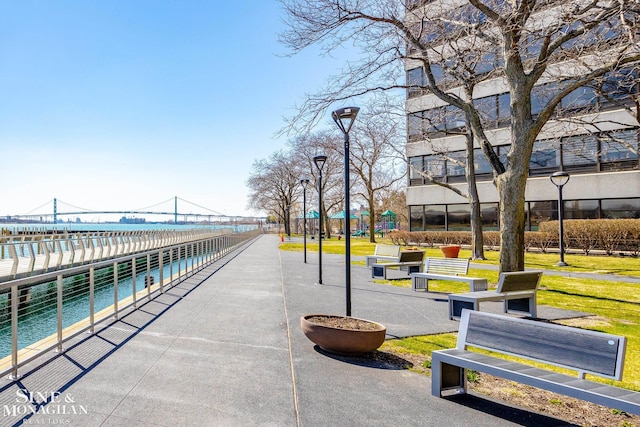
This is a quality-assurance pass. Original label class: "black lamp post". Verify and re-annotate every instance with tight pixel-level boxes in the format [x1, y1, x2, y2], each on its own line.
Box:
[300, 178, 310, 263]
[332, 106, 359, 317]
[286, 203, 291, 238]
[313, 155, 327, 285]
[550, 171, 570, 267]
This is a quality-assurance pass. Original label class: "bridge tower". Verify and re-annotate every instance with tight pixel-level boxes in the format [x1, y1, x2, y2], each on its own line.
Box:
[174, 196, 178, 224]
[53, 198, 58, 224]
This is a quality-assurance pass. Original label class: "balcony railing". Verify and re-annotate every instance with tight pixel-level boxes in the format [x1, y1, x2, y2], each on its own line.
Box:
[0, 229, 260, 380]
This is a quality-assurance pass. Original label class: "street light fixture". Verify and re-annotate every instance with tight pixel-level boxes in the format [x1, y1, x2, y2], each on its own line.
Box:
[550, 171, 570, 267]
[332, 106, 359, 317]
[313, 155, 327, 285]
[300, 178, 310, 263]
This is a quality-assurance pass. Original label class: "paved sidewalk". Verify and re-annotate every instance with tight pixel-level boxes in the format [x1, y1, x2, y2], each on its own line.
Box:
[0, 234, 587, 426]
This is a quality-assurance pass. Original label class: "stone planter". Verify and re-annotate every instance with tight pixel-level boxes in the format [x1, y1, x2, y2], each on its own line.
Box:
[300, 314, 387, 356]
[440, 245, 461, 258]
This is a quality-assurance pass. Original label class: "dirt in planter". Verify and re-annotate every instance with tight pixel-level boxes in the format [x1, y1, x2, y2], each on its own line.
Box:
[306, 315, 382, 331]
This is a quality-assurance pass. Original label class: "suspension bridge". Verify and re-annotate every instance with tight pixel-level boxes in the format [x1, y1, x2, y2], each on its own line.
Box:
[2, 197, 256, 225]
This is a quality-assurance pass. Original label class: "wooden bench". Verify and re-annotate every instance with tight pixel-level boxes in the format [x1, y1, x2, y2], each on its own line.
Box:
[371, 251, 424, 280]
[448, 271, 542, 320]
[410, 258, 487, 292]
[365, 244, 401, 267]
[432, 309, 640, 416]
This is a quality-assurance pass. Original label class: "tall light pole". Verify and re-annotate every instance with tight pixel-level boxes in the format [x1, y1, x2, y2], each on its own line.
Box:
[301, 178, 310, 263]
[550, 171, 570, 267]
[313, 155, 327, 285]
[332, 106, 359, 317]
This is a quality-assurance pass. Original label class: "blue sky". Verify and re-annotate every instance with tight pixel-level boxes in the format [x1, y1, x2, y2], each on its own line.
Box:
[0, 1, 349, 220]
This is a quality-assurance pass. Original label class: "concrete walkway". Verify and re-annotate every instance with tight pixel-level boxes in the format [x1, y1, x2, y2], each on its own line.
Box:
[0, 234, 591, 426]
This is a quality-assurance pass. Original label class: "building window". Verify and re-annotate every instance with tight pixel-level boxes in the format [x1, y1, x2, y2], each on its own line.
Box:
[562, 134, 598, 170]
[564, 200, 599, 220]
[530, 138, 560, 175]
[481, 203, 499, 230]
[599, 130, 639, 171]
[409, 205, 425, 231]
[601, 198, 640, 219]
[425, 205, 446, 229]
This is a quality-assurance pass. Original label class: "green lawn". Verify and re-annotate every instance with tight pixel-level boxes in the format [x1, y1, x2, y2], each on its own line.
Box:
[280, 237, 640, 391]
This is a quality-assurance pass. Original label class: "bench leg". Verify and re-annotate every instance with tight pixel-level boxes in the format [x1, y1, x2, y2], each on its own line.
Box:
[431, 354, 467, 396]
[504, 295, 537, 317]
[372, 266, 383, 278]
[449, 298, 480, 320]
[412, 276, 428, 291]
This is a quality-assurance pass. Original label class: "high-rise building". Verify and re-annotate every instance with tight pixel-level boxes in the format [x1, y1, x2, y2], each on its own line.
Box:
[405, 1, 639, 231]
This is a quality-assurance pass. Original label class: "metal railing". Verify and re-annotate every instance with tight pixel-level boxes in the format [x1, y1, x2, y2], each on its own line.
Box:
[0, 229, 260, 380]
[0, 229, 232, 280]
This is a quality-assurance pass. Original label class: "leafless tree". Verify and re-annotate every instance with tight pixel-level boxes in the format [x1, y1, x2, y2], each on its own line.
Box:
[348, 97, 406, 242]
[279, 0, 640, 271]
[246, 150, 301, 236]
[288, 131, 345, 238]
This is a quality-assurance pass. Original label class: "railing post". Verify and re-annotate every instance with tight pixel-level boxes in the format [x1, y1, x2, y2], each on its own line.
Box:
[159, 249, 164, 293]
[132, 257, 138, 309]
[113, 262, 119, 320]
[9, 284, 20, 380]
[146, 254, 152, 300]
[89, 267, 95, 333]
[57, 274, 64, 352]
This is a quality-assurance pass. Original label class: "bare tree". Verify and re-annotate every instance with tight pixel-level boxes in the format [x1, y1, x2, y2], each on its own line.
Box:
[288, 131, 345, 238]
[349, 97, 406, 242]
[246, 150, 301, 236]
[279, 0, 640, 271]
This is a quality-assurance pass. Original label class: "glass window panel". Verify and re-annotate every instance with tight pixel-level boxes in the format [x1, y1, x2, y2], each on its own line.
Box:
[446, 151, 466, 176]
[481, 203, 499, 229]
[407, 68, 424, 98]
[531, 82, 558, 115]
[408, 112, 423, 139]
[600, 130, 639, 163]
[430, 64, 444, 86]
[530, 139, 560, 169]
[564, 199, 599, 220]
[410, 205, 425, 231]
[409, 157, 423, 180]
[529, 201, 554, 227]
[447, 204, 470, 230]
[497, 93, 510, 122]
[562, 134, 598, 166]
[601, 198, 640, 219]
[473, 148, 492, 174]
[424, 205, 446, 229]
[424, 107, 446, 133]
[425, 155, 445, 177]
[444, 105, 465, 130]
[473, 96, 496, 123]
[562, 86, 597, 111]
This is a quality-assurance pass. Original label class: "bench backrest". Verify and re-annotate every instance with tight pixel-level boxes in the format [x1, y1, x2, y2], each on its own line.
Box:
[424, 257, 469, 275]
[457, 310, 626, 380]
[374, 245, 401, 258]
[496, 271, 542, 293]
[398, 251, 425, 263]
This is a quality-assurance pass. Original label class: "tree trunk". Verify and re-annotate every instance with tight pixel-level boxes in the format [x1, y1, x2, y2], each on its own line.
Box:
[368, 209, 376, 243]
[496, 166, 527, 272]
[465, 128, 485, 260]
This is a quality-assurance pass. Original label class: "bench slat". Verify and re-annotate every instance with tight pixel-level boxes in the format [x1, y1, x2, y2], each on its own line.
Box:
[432, 349, 640, 415]
[432, 310, 639, 416]
[464, 313, 624, 379]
